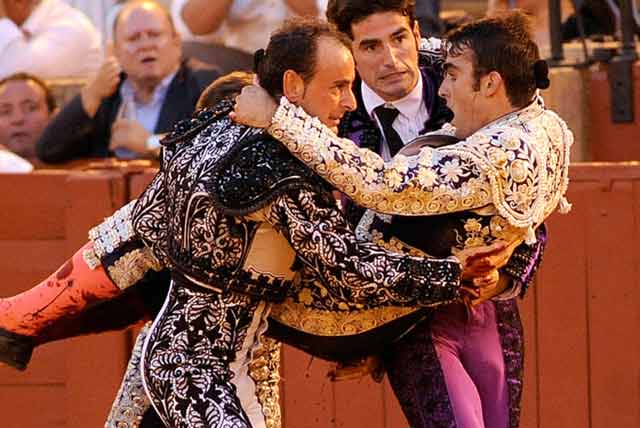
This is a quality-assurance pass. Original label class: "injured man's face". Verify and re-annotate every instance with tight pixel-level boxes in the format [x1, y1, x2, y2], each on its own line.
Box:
[290, 36, 357, 133]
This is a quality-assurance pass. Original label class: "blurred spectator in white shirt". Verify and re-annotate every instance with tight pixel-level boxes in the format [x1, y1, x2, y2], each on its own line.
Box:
[0, 146, 33, 172]
[62, 0, 117, 41]
[62, 0, 173, 45]
[0, 0, 103, 80]
[171, 0, 328, 54]
[0, 72, 55, 162]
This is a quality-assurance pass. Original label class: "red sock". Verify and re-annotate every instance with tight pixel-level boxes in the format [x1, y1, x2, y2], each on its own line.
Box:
[0, 242, 121, 337]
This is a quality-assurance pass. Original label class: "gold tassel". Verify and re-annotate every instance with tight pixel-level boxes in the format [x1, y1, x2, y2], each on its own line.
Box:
[558, 197, 572, 214]
[525, 226, 537, 245]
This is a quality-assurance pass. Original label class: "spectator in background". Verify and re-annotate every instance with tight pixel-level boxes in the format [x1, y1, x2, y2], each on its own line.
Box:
[487, 0, 565, 49]
[0, 0, 103, 80]
[415, 0, 443, 36]
[36, 0, 220, 164]
[0, 146, 32, 172]
[561, 0, 625, 41]
[0, 72, 56, 172]
[172, 0, 327, 55]
[62, 0, 118, 40]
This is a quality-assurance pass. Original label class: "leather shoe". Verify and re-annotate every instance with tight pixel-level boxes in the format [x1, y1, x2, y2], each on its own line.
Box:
[0, 327, 34, 371]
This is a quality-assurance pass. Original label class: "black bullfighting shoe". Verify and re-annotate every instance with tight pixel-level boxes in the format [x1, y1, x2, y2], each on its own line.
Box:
[0, 327, 34, 371]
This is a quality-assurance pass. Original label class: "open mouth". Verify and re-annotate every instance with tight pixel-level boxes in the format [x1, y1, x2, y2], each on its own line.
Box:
[10, 131, 29, 139]
[140, 56, 157, 64]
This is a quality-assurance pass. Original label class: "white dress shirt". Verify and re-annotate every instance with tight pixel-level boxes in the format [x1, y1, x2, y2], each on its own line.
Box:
[61, 0, 117, 42]
[0, 149, 33, 173]
[0, 0, 103, 80]
[118, 70, 178, 133]
[361, 75, 429, 161]
[171, 0, 328, 54]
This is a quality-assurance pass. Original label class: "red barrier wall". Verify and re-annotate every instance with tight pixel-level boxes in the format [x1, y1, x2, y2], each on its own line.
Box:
[0, 163, 638, 428]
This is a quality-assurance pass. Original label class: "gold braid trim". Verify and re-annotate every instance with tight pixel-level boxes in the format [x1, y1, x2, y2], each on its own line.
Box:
[248, 337, 282, 428]
[107, 247, 163, 290]
[270, 299, 418, 337]
[104, 323, 152, 428]
[82, 246, 101, 270]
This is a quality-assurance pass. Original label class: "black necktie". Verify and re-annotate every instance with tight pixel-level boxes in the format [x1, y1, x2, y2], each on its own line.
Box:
[374, 105, 404, 157]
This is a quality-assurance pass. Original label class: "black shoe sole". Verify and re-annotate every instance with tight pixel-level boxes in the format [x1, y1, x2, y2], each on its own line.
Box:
[0, 328, 34, 371]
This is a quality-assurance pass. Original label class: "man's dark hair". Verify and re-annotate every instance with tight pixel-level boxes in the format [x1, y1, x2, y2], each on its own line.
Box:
[196, 71, 254, 110]
[326, 0, 416, 38]
[0, 72, 56, 113]
[445, 10, 541, 108]
[256, 17, 351, 99]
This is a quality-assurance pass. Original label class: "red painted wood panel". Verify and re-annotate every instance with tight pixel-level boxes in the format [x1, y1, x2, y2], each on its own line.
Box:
[0, 171, 130, 428]
[586, 180, 638, 428]
[535, 184, 591, 428]
[281, 346, 336, 427]
[1, 163, 640, 428]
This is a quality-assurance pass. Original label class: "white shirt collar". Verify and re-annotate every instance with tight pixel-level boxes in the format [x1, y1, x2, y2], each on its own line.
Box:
[361, 75, 424, 121]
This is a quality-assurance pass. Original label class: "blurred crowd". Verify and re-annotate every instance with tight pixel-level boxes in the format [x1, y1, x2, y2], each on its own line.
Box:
[0, 0, 633, 172]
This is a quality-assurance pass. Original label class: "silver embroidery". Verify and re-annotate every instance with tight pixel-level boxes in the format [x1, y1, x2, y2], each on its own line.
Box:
[89, 201, 137, 259]
[105, 323, 152, 428]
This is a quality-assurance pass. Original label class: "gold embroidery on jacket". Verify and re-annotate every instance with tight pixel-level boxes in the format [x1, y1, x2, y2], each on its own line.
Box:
[270, 299, 418, 337]
[248, 337, 282, 428]
[268, 96, 572, 244]
[107, 247, 163, 290]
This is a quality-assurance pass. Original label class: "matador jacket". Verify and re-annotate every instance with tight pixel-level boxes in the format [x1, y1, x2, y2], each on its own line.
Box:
[84, 100, 464, 428]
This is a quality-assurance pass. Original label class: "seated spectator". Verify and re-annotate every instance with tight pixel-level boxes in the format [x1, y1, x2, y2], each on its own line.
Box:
[36, 0, 220, 164]
[0, 0, 103, 80]
[0, 73, 55, 169]
[561, 0, 626, 41]
[172, 0, 326, 55]
[0, 146, 32, 172]
[415, 0, 444, 36]
[488, 1, 572, 54]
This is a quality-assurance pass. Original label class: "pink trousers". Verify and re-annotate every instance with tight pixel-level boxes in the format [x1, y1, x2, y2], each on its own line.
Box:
[431, 302, 509, 428]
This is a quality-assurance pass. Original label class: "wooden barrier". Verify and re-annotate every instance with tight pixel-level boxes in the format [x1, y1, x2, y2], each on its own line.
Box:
[0, 170, 131, 428]
[1, 163, 639, 428]
[280, 163, 640, 428]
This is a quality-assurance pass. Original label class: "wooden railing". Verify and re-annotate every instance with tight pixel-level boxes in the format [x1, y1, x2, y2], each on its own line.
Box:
[0, 163, 638, 428]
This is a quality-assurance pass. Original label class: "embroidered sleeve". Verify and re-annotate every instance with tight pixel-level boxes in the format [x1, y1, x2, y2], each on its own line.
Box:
[419, 37, 445, 65]
[87, 201, 164, 291]
[268, 97, 572, 243]
[265, 188, 462, 307]
[497, 223, 548, 300]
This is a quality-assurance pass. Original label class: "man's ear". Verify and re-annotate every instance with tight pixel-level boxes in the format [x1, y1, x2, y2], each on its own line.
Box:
[412, 20, 422, 47]
[481, 71, 503, 97]
[282, 69, 305, 103]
